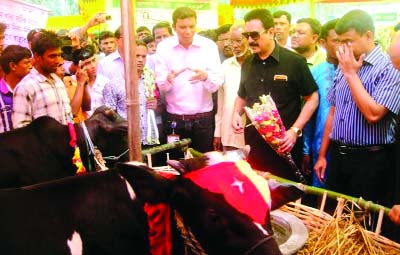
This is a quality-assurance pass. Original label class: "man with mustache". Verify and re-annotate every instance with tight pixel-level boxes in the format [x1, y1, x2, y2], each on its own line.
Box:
[232, 8, 318, 182]
[214, 23, 252, 152]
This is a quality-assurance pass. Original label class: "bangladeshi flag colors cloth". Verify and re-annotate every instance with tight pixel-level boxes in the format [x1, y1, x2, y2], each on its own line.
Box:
[184, 160, 271, 225]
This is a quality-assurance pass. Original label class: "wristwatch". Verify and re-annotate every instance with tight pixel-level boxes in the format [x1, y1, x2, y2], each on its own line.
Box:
[290, 126, 302, 137]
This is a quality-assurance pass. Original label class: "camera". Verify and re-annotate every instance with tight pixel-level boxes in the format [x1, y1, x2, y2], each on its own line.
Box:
[59, 36, 73, 61]
[97, 13, 111, 21]
[56, 29, 74, 60]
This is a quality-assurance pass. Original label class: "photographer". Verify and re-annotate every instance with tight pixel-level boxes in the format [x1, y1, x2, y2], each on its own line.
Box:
[56, 47, 92, 123]
[58, 12, 110, 75]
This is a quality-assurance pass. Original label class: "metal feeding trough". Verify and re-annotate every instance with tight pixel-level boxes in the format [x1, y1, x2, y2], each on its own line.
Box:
[271, 210, 309, 255]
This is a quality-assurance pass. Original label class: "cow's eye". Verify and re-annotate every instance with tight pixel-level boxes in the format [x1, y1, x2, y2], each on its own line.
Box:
[208, 209, 222, 223]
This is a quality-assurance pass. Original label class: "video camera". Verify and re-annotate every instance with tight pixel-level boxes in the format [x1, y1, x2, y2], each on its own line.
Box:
[57, 29, 73, 61]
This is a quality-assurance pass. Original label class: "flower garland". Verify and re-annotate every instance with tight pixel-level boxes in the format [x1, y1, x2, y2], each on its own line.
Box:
[68, 122, 86, 175]
[143, 67, 160, 145]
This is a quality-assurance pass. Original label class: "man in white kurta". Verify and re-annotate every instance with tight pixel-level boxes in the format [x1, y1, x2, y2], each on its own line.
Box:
[213, 23, 252, 151]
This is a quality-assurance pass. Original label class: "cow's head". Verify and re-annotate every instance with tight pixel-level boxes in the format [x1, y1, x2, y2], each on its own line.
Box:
[84, 106, 128, 166]
[117, 159, 303, 255]
[167, 149, 304, 211]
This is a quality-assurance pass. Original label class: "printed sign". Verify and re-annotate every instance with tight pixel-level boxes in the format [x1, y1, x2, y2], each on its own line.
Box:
[0, 0, 49, 47]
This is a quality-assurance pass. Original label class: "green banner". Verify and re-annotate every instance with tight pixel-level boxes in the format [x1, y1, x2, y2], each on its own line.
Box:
[372, 13, 397, 22]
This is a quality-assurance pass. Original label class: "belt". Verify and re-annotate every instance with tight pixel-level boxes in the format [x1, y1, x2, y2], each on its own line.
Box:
[167, 111, 213, 121]
[332, 141, 388, 155]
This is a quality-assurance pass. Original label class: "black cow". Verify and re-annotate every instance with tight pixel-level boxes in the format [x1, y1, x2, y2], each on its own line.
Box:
[0, 161, 303, 255]
[0, 106, 128, 188]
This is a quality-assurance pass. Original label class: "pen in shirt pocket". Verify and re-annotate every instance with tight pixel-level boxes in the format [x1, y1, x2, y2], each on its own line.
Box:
[273, 74, 288, 81]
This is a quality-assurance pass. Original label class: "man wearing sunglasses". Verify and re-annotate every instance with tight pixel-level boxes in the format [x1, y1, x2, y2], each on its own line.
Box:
[232, 8, 319, 182]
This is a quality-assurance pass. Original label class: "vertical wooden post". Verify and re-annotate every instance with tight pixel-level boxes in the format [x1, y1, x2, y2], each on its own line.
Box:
[309, 0, 315, 18]
[120, 0, 142, 161]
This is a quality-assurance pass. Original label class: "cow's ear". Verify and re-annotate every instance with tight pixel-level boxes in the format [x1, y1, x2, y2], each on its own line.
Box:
[116, 162, 175, 204]
[268, 180, 305, 210]
[166, 160, 186, 174]
[167, 156, 208, 173]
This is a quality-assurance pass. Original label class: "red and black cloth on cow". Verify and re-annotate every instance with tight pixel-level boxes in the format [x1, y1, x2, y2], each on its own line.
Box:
[184, 160, 272, 226]
[145, 160, 276, 255]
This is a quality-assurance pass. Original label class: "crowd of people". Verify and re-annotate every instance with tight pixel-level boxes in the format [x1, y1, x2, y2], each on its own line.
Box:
[1, 5, 400, 235]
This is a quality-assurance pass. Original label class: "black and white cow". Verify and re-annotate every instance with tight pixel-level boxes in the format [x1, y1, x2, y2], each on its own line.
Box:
[0, 161, 303, 255]
[0, 106, 128, 188]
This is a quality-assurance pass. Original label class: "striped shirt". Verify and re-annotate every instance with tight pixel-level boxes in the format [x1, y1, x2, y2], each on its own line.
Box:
[327, 45, 400, 145]
[12, 68, 73, 128]
[103, 67, 158, 145]
[0, 78, 13, 132]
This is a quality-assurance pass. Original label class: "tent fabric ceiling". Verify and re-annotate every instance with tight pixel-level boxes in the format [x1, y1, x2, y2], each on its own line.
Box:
[230, 0, 303, 7]
[230, 0, 381, 7]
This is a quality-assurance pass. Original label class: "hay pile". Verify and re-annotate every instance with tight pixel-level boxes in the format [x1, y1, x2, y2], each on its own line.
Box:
[282, 202, 400, 255]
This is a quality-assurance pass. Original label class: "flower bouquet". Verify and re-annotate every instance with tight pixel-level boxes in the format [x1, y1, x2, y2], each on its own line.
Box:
[244, 94, 306, 184]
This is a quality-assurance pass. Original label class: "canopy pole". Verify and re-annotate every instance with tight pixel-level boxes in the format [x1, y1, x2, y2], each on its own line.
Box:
[120, 0, 142, 161]
[310, 0, 315, 18]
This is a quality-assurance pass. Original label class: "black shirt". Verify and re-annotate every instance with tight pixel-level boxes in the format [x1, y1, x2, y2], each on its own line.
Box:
[238, 43, 318, 128]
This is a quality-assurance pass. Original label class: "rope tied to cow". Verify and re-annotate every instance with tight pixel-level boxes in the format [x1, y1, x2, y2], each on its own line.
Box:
[102, 148, 129, 161]
[80, 121, 108, 171]
[174, 210, 207, 255]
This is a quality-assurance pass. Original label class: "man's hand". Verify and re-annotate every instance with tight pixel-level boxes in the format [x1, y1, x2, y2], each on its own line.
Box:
[88, 13, 108, 27]
[232, 112, 244, 134]
[314, 156, 327, 184]
[70, 33, 81, 49]
[167, 69, 186, 84]
[188, 68, 208, 83]
[278, 128, 297, 154]
[336, 42, 365, 76]
[389, 205, 400, 225]
[146, 98, 158, 110]
[213, 137, 222, 151]
[76, 63, 89, 86]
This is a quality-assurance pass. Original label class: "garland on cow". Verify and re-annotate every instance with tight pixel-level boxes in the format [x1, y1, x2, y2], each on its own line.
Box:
[68, 122, 87, 175]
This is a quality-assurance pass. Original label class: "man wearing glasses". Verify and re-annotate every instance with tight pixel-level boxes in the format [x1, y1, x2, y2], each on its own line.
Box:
[214, 23, 252, 152]
[232, 8, 319, 182]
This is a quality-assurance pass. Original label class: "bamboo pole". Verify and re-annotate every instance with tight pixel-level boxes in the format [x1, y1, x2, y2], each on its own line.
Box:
[120, 0, 142, 161]
[187, 148, 390, 215]
[141, 138, 192, 156]
[257, 171, 390, 215]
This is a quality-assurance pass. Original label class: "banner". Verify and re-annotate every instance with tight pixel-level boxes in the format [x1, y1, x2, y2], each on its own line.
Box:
[0, 0, 49, 48]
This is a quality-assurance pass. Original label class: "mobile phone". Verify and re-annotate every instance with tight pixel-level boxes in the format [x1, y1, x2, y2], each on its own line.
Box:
[79, 60, 84, 70]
